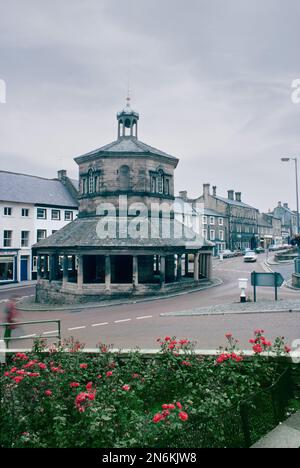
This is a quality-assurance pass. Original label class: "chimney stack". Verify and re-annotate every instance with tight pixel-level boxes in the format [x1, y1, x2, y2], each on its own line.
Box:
[228, 190, 234, 201]
[58, 170, 67, 180]
[203, 184, 210, 198]
[179, 191, 188, 201]
[235, 192, 242, 202]
[284, 203, 289, 209]
[212, 186, 217, 196]
[278, 201, 282, 207]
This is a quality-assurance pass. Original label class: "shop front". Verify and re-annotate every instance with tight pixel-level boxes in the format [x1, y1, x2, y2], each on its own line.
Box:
[0, 250, 18, 284]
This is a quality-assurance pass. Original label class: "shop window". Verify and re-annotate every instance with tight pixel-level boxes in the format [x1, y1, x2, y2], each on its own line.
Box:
[0, 257, 14, 281]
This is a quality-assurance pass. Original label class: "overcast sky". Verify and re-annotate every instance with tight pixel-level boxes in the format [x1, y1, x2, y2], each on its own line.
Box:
[1, 0, 300, 212]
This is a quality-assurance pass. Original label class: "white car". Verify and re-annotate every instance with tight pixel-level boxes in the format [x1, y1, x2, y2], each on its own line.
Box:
[244, 251, 258, 263]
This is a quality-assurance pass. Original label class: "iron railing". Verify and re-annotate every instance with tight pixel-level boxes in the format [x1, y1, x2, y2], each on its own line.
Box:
[0, 319, 61, 349]
[153, 366, 294, 448]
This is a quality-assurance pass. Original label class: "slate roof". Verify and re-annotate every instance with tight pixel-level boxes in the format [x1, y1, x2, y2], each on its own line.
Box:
[213, 195, 257, 210]
[0, 171, 78, 207]
[204, 208, 228, 218]
[74, 136, 179, 165]
[33, 216, 213, 250]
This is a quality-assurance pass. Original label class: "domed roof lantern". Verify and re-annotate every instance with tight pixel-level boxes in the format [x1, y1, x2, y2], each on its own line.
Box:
[117, 95, 139, 139]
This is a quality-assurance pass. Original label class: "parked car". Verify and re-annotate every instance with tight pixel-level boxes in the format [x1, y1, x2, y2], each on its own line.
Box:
[219, 249, 235, 259]
[233, 250, 244, 257]
[241, 248, 251, 256]
[255, 247, 265, 254]
[244, 251, 258, 262]
[268, 245, 278, 251]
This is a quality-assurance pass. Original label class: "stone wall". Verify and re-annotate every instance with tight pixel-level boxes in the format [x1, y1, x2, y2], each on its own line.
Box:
[35, 277, 210, 304]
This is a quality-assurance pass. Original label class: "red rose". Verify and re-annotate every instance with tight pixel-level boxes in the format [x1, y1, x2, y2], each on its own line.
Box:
[176, 402, 182, 409]
[80, 363, 88, 369]
[153, 413, 164, 423]
[44, 390, 52, 396]
[253, 344, 263, 354]
[86, 382, 93, 391]
[122, 384, 130, 391]
[106, 371, 113, 377]
[179, 411, 189, 421]
[164, 336, 171, 341]
[14, 376, 24, 384]
[70, 382, 80, 388]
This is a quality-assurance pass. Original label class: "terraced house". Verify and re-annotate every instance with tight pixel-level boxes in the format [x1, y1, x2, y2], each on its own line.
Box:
[0, 170, 78, 284]
[191, 184, 259, 251]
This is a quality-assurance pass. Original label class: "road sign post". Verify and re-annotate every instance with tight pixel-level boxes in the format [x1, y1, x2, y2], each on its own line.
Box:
[251, 272, 284, 302]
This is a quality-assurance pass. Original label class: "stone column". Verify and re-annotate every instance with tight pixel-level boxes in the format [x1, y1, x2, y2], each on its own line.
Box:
[185, 253, 189, 276]
[77, 255, 83, 289]
[49, 254, 56, 282]
[207, 254, 213, 281]
[37, 256, 42, 281]
[160, 255, 166, 287]
[176, 254, 182, 281]
[194, 253, 200, 281]
[133, 256, 139, 288]
[62, 255, 69, 286]
[105, 255, 111, 290]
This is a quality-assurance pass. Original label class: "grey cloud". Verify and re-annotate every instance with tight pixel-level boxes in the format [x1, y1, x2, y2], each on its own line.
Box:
[0, 0, 300, 211]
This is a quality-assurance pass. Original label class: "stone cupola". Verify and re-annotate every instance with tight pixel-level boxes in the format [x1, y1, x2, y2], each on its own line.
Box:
[117, 96, 139, 139]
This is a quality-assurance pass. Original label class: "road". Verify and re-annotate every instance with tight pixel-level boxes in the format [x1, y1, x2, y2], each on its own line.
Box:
[0, 255, 299, 350]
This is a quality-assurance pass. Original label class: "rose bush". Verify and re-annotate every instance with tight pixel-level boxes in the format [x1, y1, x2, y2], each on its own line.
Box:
[0, 331, 292, 448]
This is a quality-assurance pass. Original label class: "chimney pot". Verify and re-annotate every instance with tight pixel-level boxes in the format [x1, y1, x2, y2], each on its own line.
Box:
[235, 192, 242, 202]
[212, 186, 217, 196]
[228, 190, 234, 201]
[58, 169, 67, 180]
[179, 191, 188, 200]
[203, 184, 210, 198]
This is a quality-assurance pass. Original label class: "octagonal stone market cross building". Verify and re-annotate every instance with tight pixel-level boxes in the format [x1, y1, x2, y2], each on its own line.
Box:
[33, 100, 214, 304]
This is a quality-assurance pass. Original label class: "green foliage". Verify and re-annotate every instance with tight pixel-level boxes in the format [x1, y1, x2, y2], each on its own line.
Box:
[0, 332, 293, 448]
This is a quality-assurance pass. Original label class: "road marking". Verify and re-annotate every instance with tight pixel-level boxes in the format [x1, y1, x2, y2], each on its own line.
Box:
[18, 334, 36, 339]
[43, 330, 58, 335]
[136, 315, 153, 320]
[114, 319, 131, 324]
[68, 326, 86, 331]
[92, 322, 109, 327]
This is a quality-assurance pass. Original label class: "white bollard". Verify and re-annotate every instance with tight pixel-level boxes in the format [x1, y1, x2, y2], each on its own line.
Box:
[239, 278, 248, 303]
[0, 340, 6, 364]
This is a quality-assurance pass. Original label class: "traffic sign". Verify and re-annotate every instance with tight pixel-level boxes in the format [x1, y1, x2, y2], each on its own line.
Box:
[251, 272, 284, 301]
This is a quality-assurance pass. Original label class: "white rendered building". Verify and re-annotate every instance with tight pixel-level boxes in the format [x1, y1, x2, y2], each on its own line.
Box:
[0, 170, 78, 284]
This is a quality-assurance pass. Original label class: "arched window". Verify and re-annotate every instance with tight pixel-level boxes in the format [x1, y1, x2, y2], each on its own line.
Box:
[120, 165, 130, 190]
[157, 170, 164, 194]
[88, 169, 94, 194]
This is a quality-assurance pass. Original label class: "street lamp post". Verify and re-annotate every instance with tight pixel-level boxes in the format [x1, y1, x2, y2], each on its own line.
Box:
[281, 157, 300, 235]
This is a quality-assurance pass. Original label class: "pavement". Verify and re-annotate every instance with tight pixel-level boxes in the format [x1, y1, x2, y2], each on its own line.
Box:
[252, 411, 300, 448]
[161, 298, 300, 317]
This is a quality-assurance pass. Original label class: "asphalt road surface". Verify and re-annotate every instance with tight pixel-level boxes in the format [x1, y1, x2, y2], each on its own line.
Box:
[0, 255, 299, 350]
